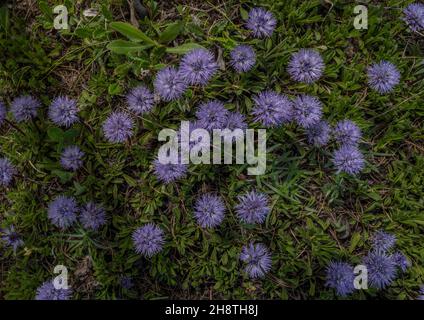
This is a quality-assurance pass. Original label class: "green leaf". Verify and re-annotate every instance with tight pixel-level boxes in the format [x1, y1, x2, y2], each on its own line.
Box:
[165, 42, 205, 54]
[240, 7, 248, 20]
[47, 127, 64, 142]
[108, 83, 122, 95]
[109, 22, 157, 45]
[51, 169, 73, 183]
[107, 40, 151, 55]
[159, 21, 184, 43]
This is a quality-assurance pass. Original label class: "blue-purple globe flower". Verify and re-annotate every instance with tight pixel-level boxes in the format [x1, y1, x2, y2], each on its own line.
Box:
[195, 100, 228, 131]
[153, 158, 187, 184]
[292, 94, 322, 128]
[363, 251, 397, 289]
[0, 101, 6, 126]
[0, 157, 16, 187]
[392, 251, 410, 272]
[10, 95, 40, 122]
[126, 85, 155, 115]
[240, 242, 272, 278]
[418, 285, 424, 300]
[367, 61, 400, 94]
[194, 193, 226, 228]
[102, 112, 134, 143]
[230, 45, 256, 73]
[1, 225, 24, 252]
[403, 3, 424, 32]
[334, 120, 361, 146]
[225, 111, 247, 130]
[332, 145, 364, 175]
[252, 91, 293, 127]
[235, 190, 270, 224]
[120, 276, 134, 290]
[60, 146, 84, 171]
[307, 120, 331, 146]
[132, 223, 165, 257]
[47, 195, 79, 229]
[79, 202, 106, 231]
[288, 49, 325, 84]
[35, 280, 72, 300]
[179, 49, 218, 86]
[246, 7, 276, 38]
[372, 230, 396, 253]
[325, 261, 355, 297]
[48, 96, 79, 127]
[154, 66, 187, 101]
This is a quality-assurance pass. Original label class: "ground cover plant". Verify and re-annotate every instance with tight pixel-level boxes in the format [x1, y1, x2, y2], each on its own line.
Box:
[0, 0, 423, 300]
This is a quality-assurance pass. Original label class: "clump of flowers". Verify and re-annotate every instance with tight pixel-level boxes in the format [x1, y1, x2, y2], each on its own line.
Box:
[332, 145, 364, 175]
[48, 96, 79, 127]
[403, 3, 424, 32]
[291, 94, 322, 128]
[235, 190, 270, 224]
[60, 146, 84, 171]
[306, 120, 331, 146]
[230, 45, 256, 73]
[1, 225, 24, 252]
[367, 61, 400, 94]
[10, 95, 40, 123]
[325, 261, 355, 297]
[334, 120, 361, 146]
[0, 101, 6, 126]
[0, 157, 16, 187]
[194, 193, 226, 228]
[363, 251, 397, 289]
[35, 280, 72, 300]
[179, 49, 218, 86]
[47, 195, 79, 229]
[240, 242, 272, 278]
[195, 100, 228, 131]
[251, 91, 293, 127]
[126, 85, 155, 115]
[132, 223, 165, 257]
[102, 112, 134, 143]
[153, 158, 187, 184]
[371, 230, 396, 253]
[154, 66, 187, 101]
[288, 49, 325, 84]
[246, 7, 276, 38]
[79, 202, 106, 231]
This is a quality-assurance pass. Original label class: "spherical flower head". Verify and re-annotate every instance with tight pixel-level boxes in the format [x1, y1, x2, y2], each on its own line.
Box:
[47, 195, 78, 229]
[392, 251, 410, 272]
[126, 85, 155, 115]
[224, 111, 248, 142]
[0, 157, 16, 187]
[0, 101, 6, 126]
[60, 146, 84, 171]
[154, 66, 187, 101]
[10, 95, 40, 122]
[179, 49, 218, 86]
[363, 251, 397, 289]
[240, 242, 272, 279]
[178, 121, 210, 153]
[372, 230, 396, 253]
[195, 100, 228, 131]
[79, 202, 106, 231]
[292, 94, 322, 128]
[252, 91, 293, 127]
[35, 280, 72, 300]
[132, 223, 165, 257]
[307, 120, 331, 146]
[230, 45, 256, 73]
[153, 158, 187, 184]
[102, 112, 134, 143]
[48, 96, 79, 127]
[332, 145, 365, 175]
[235, 190, 270, 224]
[334, 120, 361, 146]
[194, 193, 226, 228]
[418, 285, 424, 300]
[120, 276, 134, 289]
[246, 7, 276, 38]
[403, 3, 424, 32]
[1, 225, 24, 252]
[367, 61, 400, 94]
[325, 261, 355, 297]
[288, 49, 325, 83]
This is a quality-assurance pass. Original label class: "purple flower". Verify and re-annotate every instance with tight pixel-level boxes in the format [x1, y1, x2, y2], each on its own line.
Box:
[367, 61, 400, 94]
[334, 120, 361, 146]
[252, 91, 293, 127]
[418, 285, 424, 300]
[79, 202, 106, 231]
[178, 121, 209, 152]
[126, 85, 155, 115]
[363, 251, 397, 289]
[47, 195, 79, 229]
[307, 120, 331, 146]
[0, 101, 6, 126]
[10, 95, 40, 122]
[60, 146, 84, 171]
[325, 261, 355, 297]
[195, 100, 228, 131]
[179, 49, 218, 86]
[403, 3, 424, 32]
[132, 223, 165, 257]
[153, 158, 187, 184]
[292, 94, 322, 128]
[120, 276, 134, 289]
[240, 242, 272, 278]
[102, 112, 134, 143]
[0, 157, 16, 187]
[392, 252, 410, 272]
[194, 193, 226, 228]
[246, 7, 276, 38]
[288, 49, 325, 84]
[332, 145, 365, 175]
[48, 96, 79, 127]
[35, 280, 72, 300]
[1, 225, 24, 252]
[230, 45, 256, 73]
[235, 190, 270, 224]
[154, 66, 187, 101]
[372, 230, 396, 253]
[225, 111, 247, 130]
